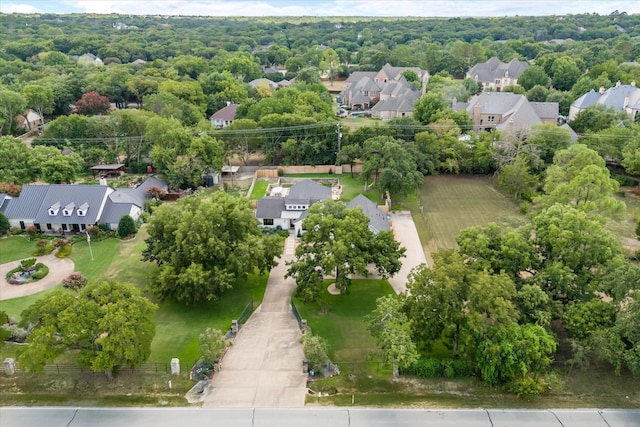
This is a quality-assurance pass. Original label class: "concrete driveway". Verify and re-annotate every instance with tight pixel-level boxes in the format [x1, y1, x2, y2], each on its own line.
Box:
[203, 235, 307, 407]
[388, 211, 427, 294]
[0, 253, 75, 301]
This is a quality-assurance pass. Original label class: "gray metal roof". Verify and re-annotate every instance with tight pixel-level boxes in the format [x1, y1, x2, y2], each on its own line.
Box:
[346, 194, 390, 233]
[0, 194, 8, 212]
[255, 197, 285, 219]
[34, 184, 111, 225]
[287, 180, 332, 205]
[4, 185, 49, 220]
[100, 199, 134, 224]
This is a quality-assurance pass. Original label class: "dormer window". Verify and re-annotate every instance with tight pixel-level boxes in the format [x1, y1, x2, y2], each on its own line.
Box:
[77, 202, 89, 217]
[49, 202, 61, 216]
[63, 202, 75, 217]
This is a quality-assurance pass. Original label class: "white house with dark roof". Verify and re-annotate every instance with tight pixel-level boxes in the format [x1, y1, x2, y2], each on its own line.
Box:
[466, 57, 529, 92]
[453, 92, 558, 132]
[255, 179, 332, 234]
[569, 82, 640, 121]
[210, 103, 238, 129]
[3, 177, 167, 233]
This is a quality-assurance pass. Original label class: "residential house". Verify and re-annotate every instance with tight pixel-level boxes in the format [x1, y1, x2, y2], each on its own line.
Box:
[17, 110, 44, 132]
[466, 57, 529, 92]
[3, 177, 167, 233]
[255, 179, 332, 235]
[248, 78, 278, 90]
[568, 81, 640, 121]
[346, 194, 390, 233]
[371, 77, 421, 120]
[209, 103, 238, 129]
[341, 64, 428, 112]
[453, 92, 558, 131]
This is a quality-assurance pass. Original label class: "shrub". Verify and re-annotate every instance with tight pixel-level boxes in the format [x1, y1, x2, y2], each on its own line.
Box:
[33, 242, 55, 256]
[25, 225, 38, 239]
[147, 185, 167, 200]
[20, 258, 37, 270]
[0, 182, 22, 196]
[636, 220, 640, 239]
[3, 323, 29, 342]
[301, 333, 329, 372]
[55, 244, 73, 258]
[277, 168, 284, 177]
[62, 272, 87, 293]
[31, 263, 49, 280]
[118, 214, 137, 238]
[0, 212, 9, 234]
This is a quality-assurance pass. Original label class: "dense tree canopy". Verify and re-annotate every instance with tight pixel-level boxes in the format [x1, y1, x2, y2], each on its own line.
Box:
[143, 191, 282, 305]
[18, 282, 157, 377]
[286, 199, 405, 301]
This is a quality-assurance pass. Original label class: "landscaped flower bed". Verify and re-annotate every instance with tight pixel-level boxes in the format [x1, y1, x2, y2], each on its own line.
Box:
[6, 259, 49, 285]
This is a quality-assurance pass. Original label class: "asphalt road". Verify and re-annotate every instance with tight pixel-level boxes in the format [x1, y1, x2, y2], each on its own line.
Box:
[1, 407, 640, 427]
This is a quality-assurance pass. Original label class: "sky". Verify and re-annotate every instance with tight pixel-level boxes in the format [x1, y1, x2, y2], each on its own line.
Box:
[1, 0, 639, 17]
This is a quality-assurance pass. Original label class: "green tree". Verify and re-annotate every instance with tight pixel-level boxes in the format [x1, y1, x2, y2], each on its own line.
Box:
[22, 84, 54, 126]
[497, 154, 538, 200]
[517, 65, 550, 91]
[0, 90, 27, 135]
[62, 272, 88, 294]
[413, 92, 447, 125]
[301, 333, 330, 372]
[367, 294, 418, 377]
[286, 200, 405, 300]
[117, 214, 136, 238]
[143, 191, 282, 305]
[550, 56, 582, 92]
[405, 250, 518, 357]
[0, 136, 32, 184]
[75, 92, 111, 116]
[361, 136, 423, 195]
[540, 144, 625, 219]
[18, 282, 157, 377]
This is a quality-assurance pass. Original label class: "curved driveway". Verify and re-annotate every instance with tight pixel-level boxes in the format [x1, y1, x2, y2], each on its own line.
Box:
[0, 253, 75, 300]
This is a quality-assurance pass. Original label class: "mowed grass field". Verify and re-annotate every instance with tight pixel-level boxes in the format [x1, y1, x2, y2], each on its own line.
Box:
[415, 175, 527, 260]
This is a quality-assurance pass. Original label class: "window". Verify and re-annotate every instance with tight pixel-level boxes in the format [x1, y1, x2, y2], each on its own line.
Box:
[46, 224, 52, 230]
[487, 116, 495, 122]
[495, 79, 501, 84]
[62, 224, 68, 231]
[263, 218, 274, 226]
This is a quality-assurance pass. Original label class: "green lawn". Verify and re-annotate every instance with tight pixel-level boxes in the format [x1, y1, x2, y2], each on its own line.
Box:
[0, 235, 37, 264]
[606, 187, 640, 243]
[295, 279, 394, 371]
[150, 273, 267, 363]
[415, 175, 527, 259]
[250, 179, 270, 200]
[0, 285, 63, 319]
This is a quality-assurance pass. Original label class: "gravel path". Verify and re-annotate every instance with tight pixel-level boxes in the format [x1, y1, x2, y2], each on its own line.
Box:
[0, 254, 75, 300]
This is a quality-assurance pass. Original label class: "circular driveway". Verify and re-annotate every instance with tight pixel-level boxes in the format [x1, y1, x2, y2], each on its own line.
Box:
[0, 253, 75, 300]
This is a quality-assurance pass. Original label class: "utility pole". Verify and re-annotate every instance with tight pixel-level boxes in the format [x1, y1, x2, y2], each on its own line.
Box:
[336, 122, 342, 165]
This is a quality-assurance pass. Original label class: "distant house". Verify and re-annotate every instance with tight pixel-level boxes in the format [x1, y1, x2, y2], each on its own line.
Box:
[341, 63, 428, 112]
[209, 103, 238, 129]
[466, 57, 529, 92]
[248, 78, 278, 90]
[90, 163, 125, 178]
[3, 177, 167, 233]
[17, 110, 44, 132]
[453, 92, 558, 131]
[569, 82, 640, 121]
[371, 77, 421, 120]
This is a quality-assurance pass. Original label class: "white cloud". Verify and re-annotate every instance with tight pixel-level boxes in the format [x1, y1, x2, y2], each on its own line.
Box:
[4, 0, 640, 16]
[3, 3, 42, 13]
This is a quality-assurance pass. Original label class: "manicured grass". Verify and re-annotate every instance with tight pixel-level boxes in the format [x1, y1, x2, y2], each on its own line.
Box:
[606, 187, 640, 243]
[150, 273, 268, 363]
[69, 237, 120, 284]
[250, 179, 270, 200]
[294, 279, 394, 371]
[416, 175, 527, 256]
[0, 235, 36, 264]
[0, 285, 63, 319]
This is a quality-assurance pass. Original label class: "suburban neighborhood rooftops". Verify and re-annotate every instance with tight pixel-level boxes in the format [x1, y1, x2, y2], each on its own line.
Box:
[467, 57, 529, 82]
[346, 194, 390, 233]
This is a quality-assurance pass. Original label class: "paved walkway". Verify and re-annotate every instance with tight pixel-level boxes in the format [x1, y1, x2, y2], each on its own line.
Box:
[202, 235, 307, 407]
[0, 254, 75, 301]
[388, 211, 428, 294]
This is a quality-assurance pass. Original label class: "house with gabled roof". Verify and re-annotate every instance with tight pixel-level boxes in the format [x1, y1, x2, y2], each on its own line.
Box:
[569, 82, 640, 121]
[3, 177, 167, 233]
[341, 64, 428, 112]
[17, 109, 44, 132]
[453, 92, 558, 132]
[255, 179, 333, 234]
[210, 103, 238, 129]
[346, 194, 390, 233]
[371, 77, 421, 120]
[467, 57, 529, 92]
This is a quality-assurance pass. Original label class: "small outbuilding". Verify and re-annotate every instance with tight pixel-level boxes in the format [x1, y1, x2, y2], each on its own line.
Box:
[90, 164, 125, 178]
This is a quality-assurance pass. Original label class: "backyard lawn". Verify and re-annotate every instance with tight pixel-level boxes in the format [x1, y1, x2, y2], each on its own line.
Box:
[0, 235, 37, 264]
